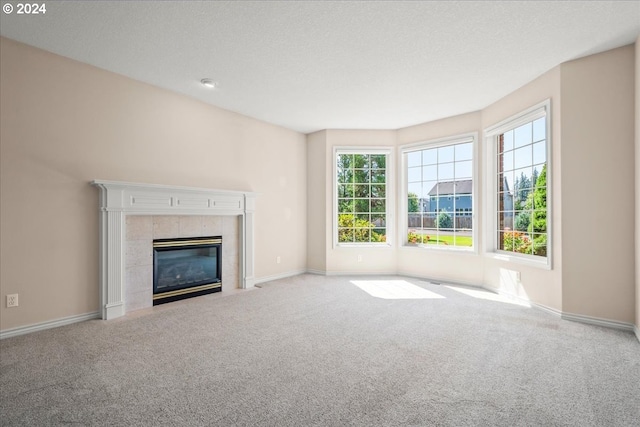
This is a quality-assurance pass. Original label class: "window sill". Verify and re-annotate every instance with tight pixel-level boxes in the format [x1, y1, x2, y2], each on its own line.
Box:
[401, 244, 478, 255]
[485, 251, 552, 270]
[335, 243, 392, 249]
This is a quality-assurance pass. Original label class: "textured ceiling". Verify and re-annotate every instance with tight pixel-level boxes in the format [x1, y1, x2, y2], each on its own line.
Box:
[1, 1, 639, 133]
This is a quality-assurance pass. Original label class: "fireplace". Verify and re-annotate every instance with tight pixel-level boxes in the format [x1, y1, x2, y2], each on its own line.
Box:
[153, 236, 222, 305]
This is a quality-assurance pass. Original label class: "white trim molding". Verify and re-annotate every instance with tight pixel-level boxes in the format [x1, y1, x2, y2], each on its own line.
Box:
[91, 180, 256, 320]
[0, 312, 100, 340]
[254, 270, 308, 285]
[333, 147, 394, 249]
[561, 312, 636, 333]
[398, 132, 479, 253]
[483, 99, 552, 270]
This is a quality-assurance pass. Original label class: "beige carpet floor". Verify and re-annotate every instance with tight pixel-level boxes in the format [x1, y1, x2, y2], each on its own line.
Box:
[1, 274, 639, 426]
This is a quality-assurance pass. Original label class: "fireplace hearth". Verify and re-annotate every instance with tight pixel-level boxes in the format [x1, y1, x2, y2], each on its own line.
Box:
[153, 236, 222, 305]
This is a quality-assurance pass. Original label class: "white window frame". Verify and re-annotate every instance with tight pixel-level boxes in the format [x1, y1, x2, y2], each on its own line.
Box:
[483, 99, 552, 269]
[399, 133, 479, 253]
[333, 147, 394, 248]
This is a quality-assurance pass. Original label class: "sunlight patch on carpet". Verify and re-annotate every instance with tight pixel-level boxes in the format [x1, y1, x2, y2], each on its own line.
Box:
[445, 285, 531, 307]
[351, 280, 445, 300]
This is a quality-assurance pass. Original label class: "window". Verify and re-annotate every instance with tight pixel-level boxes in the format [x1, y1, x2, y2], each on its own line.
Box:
[402, 134, 476, 249]
[335, 150, 390, 244]
[485, 100, 550, 264]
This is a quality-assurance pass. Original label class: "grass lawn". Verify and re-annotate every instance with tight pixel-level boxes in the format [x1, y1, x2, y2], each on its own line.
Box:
[424, 234, 473, 247]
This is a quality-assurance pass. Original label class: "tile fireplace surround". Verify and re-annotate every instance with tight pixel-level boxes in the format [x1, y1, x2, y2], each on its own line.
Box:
[92, 180, 256, 320]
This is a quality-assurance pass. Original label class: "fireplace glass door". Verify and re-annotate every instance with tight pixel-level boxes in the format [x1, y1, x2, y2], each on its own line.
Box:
[153, 236, 222, 305]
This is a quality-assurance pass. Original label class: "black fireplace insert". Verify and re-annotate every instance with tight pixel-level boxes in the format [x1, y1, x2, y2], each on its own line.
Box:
[153, 236, 222, 305]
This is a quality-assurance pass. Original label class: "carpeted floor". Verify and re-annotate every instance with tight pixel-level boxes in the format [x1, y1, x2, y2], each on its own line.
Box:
[1, 274, 639, 426]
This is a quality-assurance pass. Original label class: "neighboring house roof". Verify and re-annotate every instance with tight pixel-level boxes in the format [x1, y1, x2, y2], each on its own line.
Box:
[428, 180, 473, 196]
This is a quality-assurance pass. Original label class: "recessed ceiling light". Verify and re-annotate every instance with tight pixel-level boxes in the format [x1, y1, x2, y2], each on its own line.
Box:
[200, 78, 217, 89]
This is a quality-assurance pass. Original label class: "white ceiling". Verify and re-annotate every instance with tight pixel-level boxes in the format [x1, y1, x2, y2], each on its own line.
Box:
[1, 1, 639, 134]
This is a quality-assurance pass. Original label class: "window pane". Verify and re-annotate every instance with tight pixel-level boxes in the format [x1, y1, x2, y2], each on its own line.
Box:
[438, 145, 454, 163]
[533, 141, 546, 166]
[408, 182, 423, 198]
[371, 184, 385, 198]
[497, 192, 513, 213]
[355, 199, 369, 212]
[514, 122, 532, 148]
[424, 180, 437, 199]
[407, 151, 421, 168]
[533, 117, 546, 142]
[338, 184, 354, 198]
[455, 143, 473, 161]
[353, 155, 367, 168]
[371, 214, 385, 227]
[455, 160, 472, 179]
[422, 148, 437, 165]
[422, 165, 437, 181]
[371, 199, 386, 213]
[354, 228, 370, 243]
[514, 210, 532, 232]
[370, 154, 386, 169]
[408, 166, 421, 183]
[408, 195, 420, 214]
[356, 214, 370, 224]
[338, 199, 354, 213]
[502, 150, 514, 172]
[503, 131, 514, 151]
[370, 170, 385, 184]
[438, 163, 454, 180]
[514, 168, 533, 190]
[354, 169, 369, 183]
[354, 185, 369, 198]
[338, 228, 354, 243]
[499, 170, 515, 193]
[337, 166, 353, 183]
[514, 146, 532, 170]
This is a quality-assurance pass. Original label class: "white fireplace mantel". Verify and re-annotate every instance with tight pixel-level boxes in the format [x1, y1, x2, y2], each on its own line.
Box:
[91, 180, 256, 320]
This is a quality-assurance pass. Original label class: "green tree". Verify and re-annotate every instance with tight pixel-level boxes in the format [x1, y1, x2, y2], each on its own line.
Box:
[408, 192, 420, 213]
[529, 165, 547, 256]
[338, 214, 384, 243]
[514, 211, 530, 232]
[514, 172, 531, 207]
[437, 211, 452, 229]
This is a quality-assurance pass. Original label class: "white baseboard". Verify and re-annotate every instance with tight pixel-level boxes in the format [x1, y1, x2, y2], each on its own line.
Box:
[254, 270, 307, 286]
[483, 285, 563, 317]
[324, 270, 398, 276]
[305, 269, 327, 275]
[561, 312, 635, 333]
[398, 272, 483, 290]
[0, 311, 100, 340]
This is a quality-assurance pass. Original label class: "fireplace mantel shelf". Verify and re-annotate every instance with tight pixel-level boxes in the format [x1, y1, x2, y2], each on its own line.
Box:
[91, 180, 256, 320]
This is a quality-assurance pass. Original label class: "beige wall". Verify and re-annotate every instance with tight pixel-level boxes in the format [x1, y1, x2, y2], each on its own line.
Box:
[560, 45, 635, 323]
[0, 38, 307, 330]
[636, 36, 640, 335]
[306, 131, 327, 273]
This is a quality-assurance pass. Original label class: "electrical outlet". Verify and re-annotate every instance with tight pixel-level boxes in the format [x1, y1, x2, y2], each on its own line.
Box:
[276, 256, 281, 264]
[6, 294, 18, 308]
